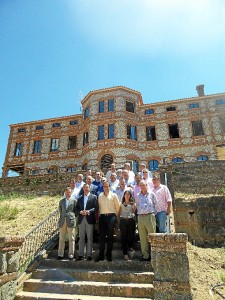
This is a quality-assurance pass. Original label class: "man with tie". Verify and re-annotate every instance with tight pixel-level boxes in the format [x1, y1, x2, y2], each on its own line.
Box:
[76, 183, 98, 261]
[57, 187, 76, 260]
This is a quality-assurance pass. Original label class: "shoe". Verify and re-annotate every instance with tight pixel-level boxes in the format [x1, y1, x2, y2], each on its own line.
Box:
[57, 256, 64, 260]
[140, 256, 151, 262]
[68, 255, 74, 260]
[95, 256, 104, 262]
[124, 255, 129, 261]
[106, 256, 112, 262]
[78, 256, 85, 261]
[87, 256, 92, 261]
[128, 250, 135, 259]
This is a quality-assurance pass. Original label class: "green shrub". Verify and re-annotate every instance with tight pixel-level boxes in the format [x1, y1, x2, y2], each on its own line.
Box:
[0, 204, 19, 221]
[220, 187, 225, 195]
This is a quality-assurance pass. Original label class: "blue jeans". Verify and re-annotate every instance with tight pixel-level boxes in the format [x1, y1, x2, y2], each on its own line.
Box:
[156, 211, 167, 233]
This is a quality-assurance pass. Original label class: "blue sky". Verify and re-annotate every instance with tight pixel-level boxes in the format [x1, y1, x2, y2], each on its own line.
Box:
[1, 0, 225, 176]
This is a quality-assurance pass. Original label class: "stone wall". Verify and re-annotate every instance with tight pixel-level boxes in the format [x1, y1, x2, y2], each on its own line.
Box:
[0, 237, 24, 300]
[0, 173, 77, 196]
[171, 160, 225, 194]
[174, 195, 225, 246]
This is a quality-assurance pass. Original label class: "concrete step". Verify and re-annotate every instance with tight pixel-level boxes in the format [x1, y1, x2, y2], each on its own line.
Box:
[23, 279, 154, 298]
[32, 268, 154, 284]
[49, 249, 142, 260]
[62, 241, 141, 251]
[15, 291, 152, 300]
[41, 258, 153, 272]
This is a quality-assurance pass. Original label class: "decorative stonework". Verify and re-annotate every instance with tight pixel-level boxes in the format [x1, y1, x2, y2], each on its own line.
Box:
[2, 86, 225, 177]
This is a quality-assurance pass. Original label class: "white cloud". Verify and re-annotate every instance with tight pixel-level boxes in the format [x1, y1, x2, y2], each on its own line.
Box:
[67, 0, 225, 56]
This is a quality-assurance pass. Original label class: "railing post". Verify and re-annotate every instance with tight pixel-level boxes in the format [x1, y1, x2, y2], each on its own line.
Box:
[148, 233, 193, 300]
[0, 237, 24, 300]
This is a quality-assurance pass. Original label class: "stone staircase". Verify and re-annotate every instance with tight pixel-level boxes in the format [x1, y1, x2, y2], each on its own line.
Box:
[15, 243, 155, 300]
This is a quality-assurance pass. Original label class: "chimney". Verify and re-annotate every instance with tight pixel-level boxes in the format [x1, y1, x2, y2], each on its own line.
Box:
[196, 84, 205, 97]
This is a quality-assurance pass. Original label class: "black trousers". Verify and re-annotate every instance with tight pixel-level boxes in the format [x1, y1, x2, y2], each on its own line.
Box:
[120, 218, 136, 255]
[98, 213, 117, 259]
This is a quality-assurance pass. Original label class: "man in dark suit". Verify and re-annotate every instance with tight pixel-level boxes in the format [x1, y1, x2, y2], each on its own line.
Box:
[78, 175, 98, 197]
[76, 183, 98, 260]
[58, 187, 76, 260]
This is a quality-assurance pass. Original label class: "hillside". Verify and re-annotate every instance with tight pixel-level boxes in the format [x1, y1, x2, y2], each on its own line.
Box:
[0, 194, 224, 299]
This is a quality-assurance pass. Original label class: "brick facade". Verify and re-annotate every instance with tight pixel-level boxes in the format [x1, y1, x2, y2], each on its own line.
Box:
[2, 86, 225, 177]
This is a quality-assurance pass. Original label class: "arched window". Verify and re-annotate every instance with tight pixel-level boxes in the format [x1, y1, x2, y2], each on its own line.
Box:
[172, 157, 184, 163]
[101, 154, 113, 172]
[82, 163, 88, 171]
[148, 160, 159, 171]
[197, 155, 208, 161]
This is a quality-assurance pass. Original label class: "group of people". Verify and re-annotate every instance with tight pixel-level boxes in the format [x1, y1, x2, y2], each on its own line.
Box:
[57, 162, 172, 262]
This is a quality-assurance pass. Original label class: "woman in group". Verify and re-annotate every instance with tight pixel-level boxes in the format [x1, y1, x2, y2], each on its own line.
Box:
[119, 190, 136, 260]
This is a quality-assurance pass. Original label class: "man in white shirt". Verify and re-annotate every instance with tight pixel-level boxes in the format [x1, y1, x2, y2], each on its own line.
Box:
[124, 162, 135, 182]
[109, 173, 119, 192]
[106, 163, 116, 182]
[71, 174, 85, 200]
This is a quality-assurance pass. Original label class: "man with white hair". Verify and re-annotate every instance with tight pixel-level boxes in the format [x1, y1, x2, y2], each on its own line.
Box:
[124, 162, 135, 182]
[71, 174, 85, 200]
[106, 163, 116, 182]
[109, 173, 119, 192]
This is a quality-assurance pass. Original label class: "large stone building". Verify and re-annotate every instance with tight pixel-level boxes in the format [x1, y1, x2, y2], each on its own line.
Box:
[2, 85, 225, 177]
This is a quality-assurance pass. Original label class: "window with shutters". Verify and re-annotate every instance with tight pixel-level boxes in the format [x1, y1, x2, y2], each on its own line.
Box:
[84, 107, 90, 119]
[148, 160, 159, 171]
[33, 140, 42, 154]
[146, 126, 156, 141]
[98, 125, 104, 140]
[99, 101, 104, 113]
[127, 125, 137, 140]
[189, 103, 199, 109]
[108, 99, 114, 112]
[192, 120, 204, 136]
[197, 155, 208, 161]
[50, 138, 59, 152]
[145, 109, 154, 115]
[14, 143, 23, 156]
[108, 124, 114, 139]
[216, 99, 225, 105]
[172, 157, 184, 163]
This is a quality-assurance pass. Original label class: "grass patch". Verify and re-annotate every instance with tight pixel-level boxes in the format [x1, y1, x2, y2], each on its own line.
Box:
[0, 193, 37, 201]
[221, 273, 225, 283]
[0, 204, 19, 221]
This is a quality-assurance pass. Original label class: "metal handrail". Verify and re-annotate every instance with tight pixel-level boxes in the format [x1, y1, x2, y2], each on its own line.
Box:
[19, 209, 60, 273]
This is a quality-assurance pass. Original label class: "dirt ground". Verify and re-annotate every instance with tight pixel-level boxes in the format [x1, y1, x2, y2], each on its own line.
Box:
[0, 195, 224, 299]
